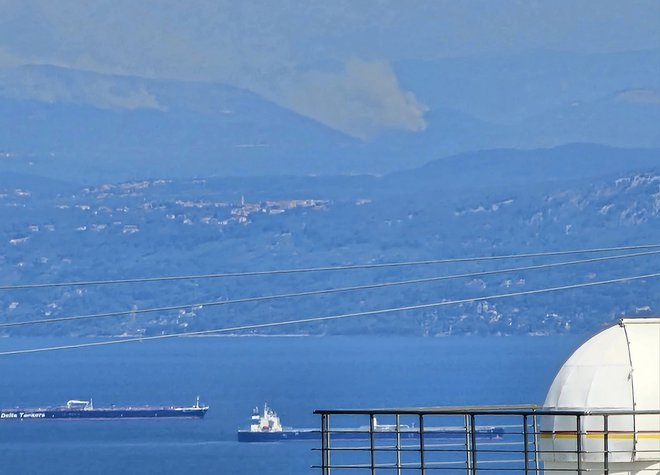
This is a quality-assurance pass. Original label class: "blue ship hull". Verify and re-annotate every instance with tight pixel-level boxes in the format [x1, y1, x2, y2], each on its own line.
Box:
[238, 429, 320, 442]
[1, 406, 207, 420]
[238, 427, 503, 442]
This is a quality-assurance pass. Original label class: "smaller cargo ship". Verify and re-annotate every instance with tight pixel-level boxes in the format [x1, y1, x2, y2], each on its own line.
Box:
[238, 403, 319, 442]
[0, 397, 208, 420]
[237, 404, 504, 442]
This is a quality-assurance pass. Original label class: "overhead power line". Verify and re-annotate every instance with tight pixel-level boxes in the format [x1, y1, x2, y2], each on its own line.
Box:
[2, 249, 659, 329]
[2, 270, 659, 356]
[1, 243, 660, 291]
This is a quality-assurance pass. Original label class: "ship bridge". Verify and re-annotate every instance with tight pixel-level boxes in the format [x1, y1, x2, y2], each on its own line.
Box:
[314, 318, 660, 474]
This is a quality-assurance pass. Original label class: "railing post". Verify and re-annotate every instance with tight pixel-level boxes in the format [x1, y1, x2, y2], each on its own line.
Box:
[532, 413, 540, 475]
[469, 414, 478, 475]
[464, 414, 472, 473]
[395, 414, 402, 475]
[370, 413, 376, 475]
[419, 414, 426, 475]
[321, 413, 331, 475]
[576, 415, 582, 475]
[603, 414, 609, 475]
[523, 414, 530, 475]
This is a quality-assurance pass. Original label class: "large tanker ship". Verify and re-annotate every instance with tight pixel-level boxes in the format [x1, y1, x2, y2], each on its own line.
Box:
[0, 397, 208, 420]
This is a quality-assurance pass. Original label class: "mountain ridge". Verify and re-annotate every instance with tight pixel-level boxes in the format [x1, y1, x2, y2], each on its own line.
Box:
[2, 48, 659, 182]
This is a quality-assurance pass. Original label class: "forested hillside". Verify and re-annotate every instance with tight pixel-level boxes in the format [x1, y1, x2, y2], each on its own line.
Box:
[2, 145, 659, 337]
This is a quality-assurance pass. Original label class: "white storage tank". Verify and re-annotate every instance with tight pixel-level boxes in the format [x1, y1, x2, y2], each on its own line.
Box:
[540, 318, 660, 475]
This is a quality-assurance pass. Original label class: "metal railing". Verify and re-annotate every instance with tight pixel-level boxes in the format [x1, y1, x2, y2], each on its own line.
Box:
[313, 406, 660, 474]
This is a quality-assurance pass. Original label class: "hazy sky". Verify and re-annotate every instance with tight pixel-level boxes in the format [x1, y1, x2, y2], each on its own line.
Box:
[1, 0, 659, 136]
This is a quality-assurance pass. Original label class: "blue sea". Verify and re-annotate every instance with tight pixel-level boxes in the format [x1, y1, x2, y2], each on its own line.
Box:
[0, 335, 585, 474]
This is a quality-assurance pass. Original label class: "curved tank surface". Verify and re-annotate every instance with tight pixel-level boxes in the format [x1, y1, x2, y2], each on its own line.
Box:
[540, 318, 660, 475]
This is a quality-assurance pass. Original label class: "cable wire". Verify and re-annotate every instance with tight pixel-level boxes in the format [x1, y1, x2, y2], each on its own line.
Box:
[2, 270, 659, 356]
[2, 249, 659, 329]
[2, 243, 660, 291]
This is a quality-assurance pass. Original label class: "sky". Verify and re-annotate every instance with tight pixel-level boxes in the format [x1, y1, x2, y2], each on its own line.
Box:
[1, 0, 659, 137]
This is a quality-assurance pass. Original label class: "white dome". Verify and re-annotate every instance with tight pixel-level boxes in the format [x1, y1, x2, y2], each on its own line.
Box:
[543, 318, 660, 412]
[540, 318, 660, 471]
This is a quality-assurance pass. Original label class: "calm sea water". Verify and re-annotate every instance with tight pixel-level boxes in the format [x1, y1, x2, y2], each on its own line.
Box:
[0, 335, 586, 474]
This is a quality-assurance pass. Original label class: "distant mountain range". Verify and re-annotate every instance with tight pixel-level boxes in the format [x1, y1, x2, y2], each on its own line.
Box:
[396, 49, 660, 123]
[387, 144, 660, 195]
[0, 64, 360, 181]
[0, 49, 659, 183]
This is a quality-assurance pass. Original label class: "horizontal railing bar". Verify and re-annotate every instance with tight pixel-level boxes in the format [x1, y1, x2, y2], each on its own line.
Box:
[308, 467, 457, 470]
[315, 404, 541, 413]
[310, 469, 472, 472]
[316, 446, 537, 455]
[315, 448, 532, 453]
[474, 459, 529, 464]
[317, 449, 660, 456]
[532, 448, 648, 454]
[322, 434, 508, 447]
[315, 441, 468, 448]
[313, 464, 660, 473]
[315, 408, 660, 416]
[474, 442, 524, 446]
[409, 442, 470, 448]
[311, 446, 433, 452]
[316, 447, 660, 454]
[313, 462, 538, 470]
[317, 445, 660, 452]
[314, 457, 660, 471]
[312, 445, 469, 452]
[533, 470, 613, 473]
[312, 469, 539, 473]
[326, 428, 522, 434]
